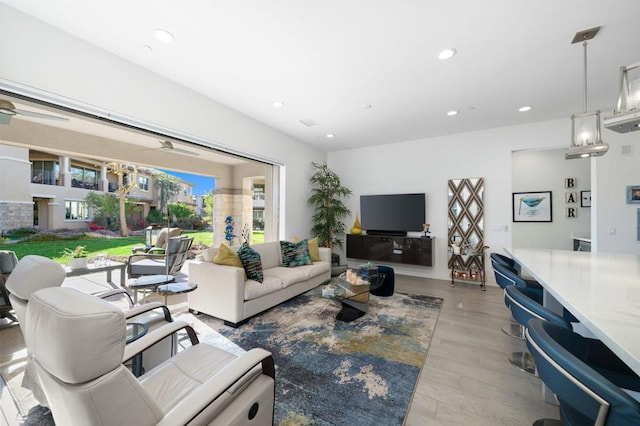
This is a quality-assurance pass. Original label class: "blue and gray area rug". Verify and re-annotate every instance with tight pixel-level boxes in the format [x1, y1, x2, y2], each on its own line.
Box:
[3, 291, 442, 425]
[197, 291, 443, 426]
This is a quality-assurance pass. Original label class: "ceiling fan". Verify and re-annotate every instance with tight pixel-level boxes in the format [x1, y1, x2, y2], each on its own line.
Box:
[150, 140, 201, 157]
[0, 99, 70, 123]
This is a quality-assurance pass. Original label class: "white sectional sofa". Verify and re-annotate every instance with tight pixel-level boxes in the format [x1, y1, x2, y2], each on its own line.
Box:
[188, 241, 331, 327]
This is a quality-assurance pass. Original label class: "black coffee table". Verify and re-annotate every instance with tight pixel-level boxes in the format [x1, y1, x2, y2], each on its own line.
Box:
[313, 273, 386, 322]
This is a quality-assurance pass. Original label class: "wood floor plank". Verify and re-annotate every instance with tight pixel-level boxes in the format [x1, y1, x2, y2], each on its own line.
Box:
[395, 275, 559, 425]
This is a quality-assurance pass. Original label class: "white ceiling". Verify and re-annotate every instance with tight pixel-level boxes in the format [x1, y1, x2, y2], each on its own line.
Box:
[2, 0, 640, 151]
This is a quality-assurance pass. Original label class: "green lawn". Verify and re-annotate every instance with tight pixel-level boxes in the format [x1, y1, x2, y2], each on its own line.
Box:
[3, 231, 264, 263]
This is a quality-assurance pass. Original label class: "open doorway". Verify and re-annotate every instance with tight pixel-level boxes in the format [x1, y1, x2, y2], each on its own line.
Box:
[0, 92, 280, 244]
[511, 148, 590, 250]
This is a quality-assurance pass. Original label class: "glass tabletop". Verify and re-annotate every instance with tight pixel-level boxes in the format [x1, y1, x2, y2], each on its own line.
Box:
[126, 322, 148, 344]
[312, 273, 386, 302]
[129, 274, 175, 289]
[156, 281, 198, 295]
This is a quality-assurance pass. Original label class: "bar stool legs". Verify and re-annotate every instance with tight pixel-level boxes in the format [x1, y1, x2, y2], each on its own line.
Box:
[509, 351, 536, 376]
[532, 419, 561, 426]
[502, 321, 525, 340]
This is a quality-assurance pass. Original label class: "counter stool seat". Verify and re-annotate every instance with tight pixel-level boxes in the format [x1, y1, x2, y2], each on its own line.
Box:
[526, 319, 640, 425]
[504, 285, 570, 376]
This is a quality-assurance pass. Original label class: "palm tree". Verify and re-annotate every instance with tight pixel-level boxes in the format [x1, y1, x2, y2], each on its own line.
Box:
[307, 162, 352, 253]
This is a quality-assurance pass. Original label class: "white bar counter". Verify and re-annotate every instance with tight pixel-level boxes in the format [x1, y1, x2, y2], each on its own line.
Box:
[504, 247, 640, 375]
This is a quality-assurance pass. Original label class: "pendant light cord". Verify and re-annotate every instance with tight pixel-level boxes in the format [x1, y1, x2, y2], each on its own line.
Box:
[583, 41, 588, 113]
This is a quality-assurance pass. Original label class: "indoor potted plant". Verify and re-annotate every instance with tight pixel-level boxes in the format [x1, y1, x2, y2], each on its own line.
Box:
[307, 161, 352, 265]
[63, 245, 89, 270]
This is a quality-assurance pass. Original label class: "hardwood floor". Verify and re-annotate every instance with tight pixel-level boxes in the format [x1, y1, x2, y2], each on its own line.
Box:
[0, 274, 559, 425]
[398, 275, 559, 425]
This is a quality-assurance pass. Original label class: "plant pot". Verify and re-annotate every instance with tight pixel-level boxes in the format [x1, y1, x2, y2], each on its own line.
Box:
[69, 257, 88, 270]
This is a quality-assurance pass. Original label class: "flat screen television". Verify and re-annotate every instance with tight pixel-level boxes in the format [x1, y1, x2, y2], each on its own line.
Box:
[360, 193, 425, 235]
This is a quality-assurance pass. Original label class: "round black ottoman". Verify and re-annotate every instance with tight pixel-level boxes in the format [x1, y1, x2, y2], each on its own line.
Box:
[371, 265, 394, 297]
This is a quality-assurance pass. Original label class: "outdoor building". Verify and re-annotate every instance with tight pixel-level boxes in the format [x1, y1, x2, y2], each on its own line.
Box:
[0, 144, 197, 232]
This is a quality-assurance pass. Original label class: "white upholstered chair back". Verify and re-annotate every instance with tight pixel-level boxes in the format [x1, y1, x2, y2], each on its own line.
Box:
[5, 254, 66, 330]
[4, 255, 66, 406]
[27, 287, 163, 426]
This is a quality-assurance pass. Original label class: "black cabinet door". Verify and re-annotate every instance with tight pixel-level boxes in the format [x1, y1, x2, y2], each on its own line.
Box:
[346, 234, 433, 267]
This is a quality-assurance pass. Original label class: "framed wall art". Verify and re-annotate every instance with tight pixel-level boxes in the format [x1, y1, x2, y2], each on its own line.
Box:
[626, 186, 640, 204]
[581, 190, 591, 207]
[513, 191, 552, 222]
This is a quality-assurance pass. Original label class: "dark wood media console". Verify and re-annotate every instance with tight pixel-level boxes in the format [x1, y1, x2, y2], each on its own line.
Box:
[346, 234, 434, 267]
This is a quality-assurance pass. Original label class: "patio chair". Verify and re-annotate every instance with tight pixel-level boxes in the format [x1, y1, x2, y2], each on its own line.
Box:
[127, 236, 194, 279]
[7, 255, 179, 408]
[27, 286, 275, 426]
[132, 227, 183, 254]
[0, 250, 19, 322]
[5, 255, 67, 406]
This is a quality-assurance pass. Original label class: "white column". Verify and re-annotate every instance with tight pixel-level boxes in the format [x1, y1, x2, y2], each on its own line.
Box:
[101, 164, 109, 192]
[60, 156, 71, 187]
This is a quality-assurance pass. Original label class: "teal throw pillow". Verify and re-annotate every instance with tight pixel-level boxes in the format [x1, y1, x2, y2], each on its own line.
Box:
[237, 243, 263, 283]
[280, 240, 312, 267]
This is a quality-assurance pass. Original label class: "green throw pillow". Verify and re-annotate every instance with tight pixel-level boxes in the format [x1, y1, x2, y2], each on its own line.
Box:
[237, 243, 263, 283]
[280, 240, 312, 267]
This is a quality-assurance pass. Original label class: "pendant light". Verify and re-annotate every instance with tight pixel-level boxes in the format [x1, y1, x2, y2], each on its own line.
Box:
[565, 27, 609, 160]
[604, 61, 640, 133]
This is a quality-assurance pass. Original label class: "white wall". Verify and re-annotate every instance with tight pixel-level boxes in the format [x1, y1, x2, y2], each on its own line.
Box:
[595, 131, 640, 254]
[329, 118, 640, 283]
[0, 4, 325, 241]
[512, 148, 590, 250]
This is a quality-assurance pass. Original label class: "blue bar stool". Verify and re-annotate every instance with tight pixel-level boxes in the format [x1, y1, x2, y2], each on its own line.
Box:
[492, 261, 543, 339]
[490, 252, 522, 275]
[526, 318, 640, 425]
[504, 285, 570, 376]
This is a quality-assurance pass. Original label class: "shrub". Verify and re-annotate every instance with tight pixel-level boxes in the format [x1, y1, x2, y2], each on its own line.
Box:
[88, 223, 104, 231]
[146, 209, 164, 225]
[6, 227, 38, 237]
[134, 220, 150, 230]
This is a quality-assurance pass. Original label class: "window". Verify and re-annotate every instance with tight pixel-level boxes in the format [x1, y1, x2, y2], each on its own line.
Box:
[31, 160, 59, 185]
[253, 184, 265, 200]
[138, 176, 149, 191]
[253, 209, 264, 230]
[65, 200, 89, 220]
[70, 164, 100, 189]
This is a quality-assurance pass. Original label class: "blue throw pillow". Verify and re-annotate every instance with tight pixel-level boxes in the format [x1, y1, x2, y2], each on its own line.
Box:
[237, 243, 263, 283]
[280, 240, 312, 267]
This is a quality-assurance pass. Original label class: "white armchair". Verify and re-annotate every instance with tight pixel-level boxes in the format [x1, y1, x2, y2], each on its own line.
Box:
[5, 254, 67, 406]
[6, 254, 178, 408]
[26, 287, 275, 426]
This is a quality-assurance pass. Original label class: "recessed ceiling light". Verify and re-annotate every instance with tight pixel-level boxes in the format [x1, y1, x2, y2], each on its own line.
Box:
[273, 101, 285, 108]
[438, 48, 457, 60]
[518, 106, 533, 112]
[153, 29, 175, 43]
[326, 134, 335, 138]
[447, 110, 459, 116]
